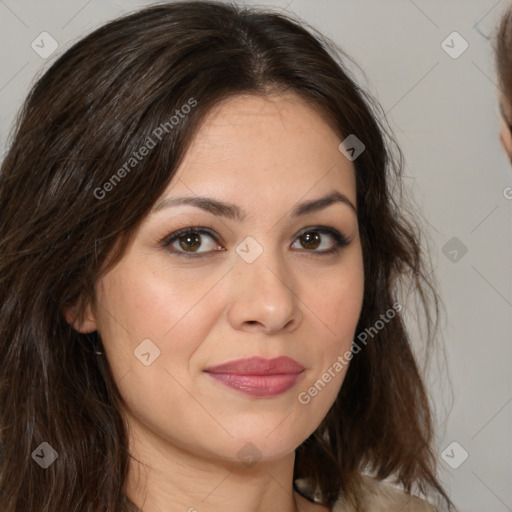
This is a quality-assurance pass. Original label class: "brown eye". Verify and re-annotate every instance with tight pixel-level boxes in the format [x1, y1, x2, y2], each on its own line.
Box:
[299, 231, 321, 250]
[163, 228, 222, 256]
[291, 227, 350, 254]
[178, 232, 202, 252]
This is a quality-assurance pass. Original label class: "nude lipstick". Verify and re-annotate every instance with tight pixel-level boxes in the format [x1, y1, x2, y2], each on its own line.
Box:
[204, 356, 305, 397]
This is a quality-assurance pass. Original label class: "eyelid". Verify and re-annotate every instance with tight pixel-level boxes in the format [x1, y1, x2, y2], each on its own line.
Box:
[294, 225, 350, 244]
[161, 226, 219, 244]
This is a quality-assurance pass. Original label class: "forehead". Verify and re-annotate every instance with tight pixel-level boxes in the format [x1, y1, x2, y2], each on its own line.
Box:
[200, 91, 339, 132]
[170, 92, 356, 202]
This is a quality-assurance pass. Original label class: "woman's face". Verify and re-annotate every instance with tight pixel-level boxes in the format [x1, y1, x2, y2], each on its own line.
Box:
[77, 92, 364, 467]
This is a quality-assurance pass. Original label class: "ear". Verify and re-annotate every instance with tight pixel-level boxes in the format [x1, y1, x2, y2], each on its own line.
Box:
[63, 298, 97, 333]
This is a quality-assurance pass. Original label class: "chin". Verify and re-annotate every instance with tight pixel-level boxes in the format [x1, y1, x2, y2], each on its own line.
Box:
[197, 430, 306, 467]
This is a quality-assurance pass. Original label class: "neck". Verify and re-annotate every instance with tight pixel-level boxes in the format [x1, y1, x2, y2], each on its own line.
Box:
[121, 415, 322, 512]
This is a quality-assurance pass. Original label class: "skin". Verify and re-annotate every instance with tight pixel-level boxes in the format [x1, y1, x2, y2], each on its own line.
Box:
[66, 91, 365, 512]
[498, 94, 512, 159]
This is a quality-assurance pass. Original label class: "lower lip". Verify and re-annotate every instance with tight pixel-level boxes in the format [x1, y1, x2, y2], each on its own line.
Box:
[205, 372, 304, 397]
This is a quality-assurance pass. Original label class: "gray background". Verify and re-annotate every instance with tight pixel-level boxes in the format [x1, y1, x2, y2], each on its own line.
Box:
[1, 1, 511, 510]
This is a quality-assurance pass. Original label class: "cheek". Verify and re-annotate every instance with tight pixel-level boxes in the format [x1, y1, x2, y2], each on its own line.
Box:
[94, 258, 230, 380]
[318, 251, 364, 341]
[93, 262, 233, 444]
[297, 251, 364, 392]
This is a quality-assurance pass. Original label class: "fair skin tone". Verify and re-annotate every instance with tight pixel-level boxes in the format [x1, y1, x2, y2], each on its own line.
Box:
[498, 93, 512, 159]
[66, 92, 364, 512]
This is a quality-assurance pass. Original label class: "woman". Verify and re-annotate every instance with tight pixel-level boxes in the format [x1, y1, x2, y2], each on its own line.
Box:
[0, 1, 453, 511]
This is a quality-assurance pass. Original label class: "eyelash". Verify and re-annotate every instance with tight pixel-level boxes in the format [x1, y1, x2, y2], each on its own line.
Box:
[160, 226, 350, 259]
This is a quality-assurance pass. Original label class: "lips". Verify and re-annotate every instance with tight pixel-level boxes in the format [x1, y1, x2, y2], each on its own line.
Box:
[204, 356, 305, 398]
[204, 356, 305, 375]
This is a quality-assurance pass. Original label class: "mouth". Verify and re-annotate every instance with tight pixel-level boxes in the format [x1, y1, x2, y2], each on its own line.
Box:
[204, 356, 305, 397]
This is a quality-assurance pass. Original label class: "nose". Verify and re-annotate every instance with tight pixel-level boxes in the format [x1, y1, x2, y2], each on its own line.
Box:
[226, 246, 303, 335]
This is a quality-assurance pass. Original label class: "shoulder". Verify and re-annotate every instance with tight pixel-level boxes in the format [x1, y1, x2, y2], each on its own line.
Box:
[332, 475, 437, 512]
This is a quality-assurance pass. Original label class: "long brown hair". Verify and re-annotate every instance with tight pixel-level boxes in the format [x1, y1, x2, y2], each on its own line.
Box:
[0, 1, 452, 510]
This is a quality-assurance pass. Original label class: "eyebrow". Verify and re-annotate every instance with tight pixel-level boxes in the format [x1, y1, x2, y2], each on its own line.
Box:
[152, 190, 357, 220]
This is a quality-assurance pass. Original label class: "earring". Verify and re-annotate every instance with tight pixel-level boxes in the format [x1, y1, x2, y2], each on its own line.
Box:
[92, 339, 105, 355]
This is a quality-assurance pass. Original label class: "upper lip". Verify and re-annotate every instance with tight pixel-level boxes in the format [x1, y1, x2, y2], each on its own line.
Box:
[204, 356, 304, 375]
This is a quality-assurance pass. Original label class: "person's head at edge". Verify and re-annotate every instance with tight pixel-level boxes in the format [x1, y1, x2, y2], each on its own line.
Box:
[0, 1, 453, 511]
[495, 5, 512, 161]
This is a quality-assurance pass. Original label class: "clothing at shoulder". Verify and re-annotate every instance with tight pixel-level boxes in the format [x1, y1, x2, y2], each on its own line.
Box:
[332, 475, 436, 512]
